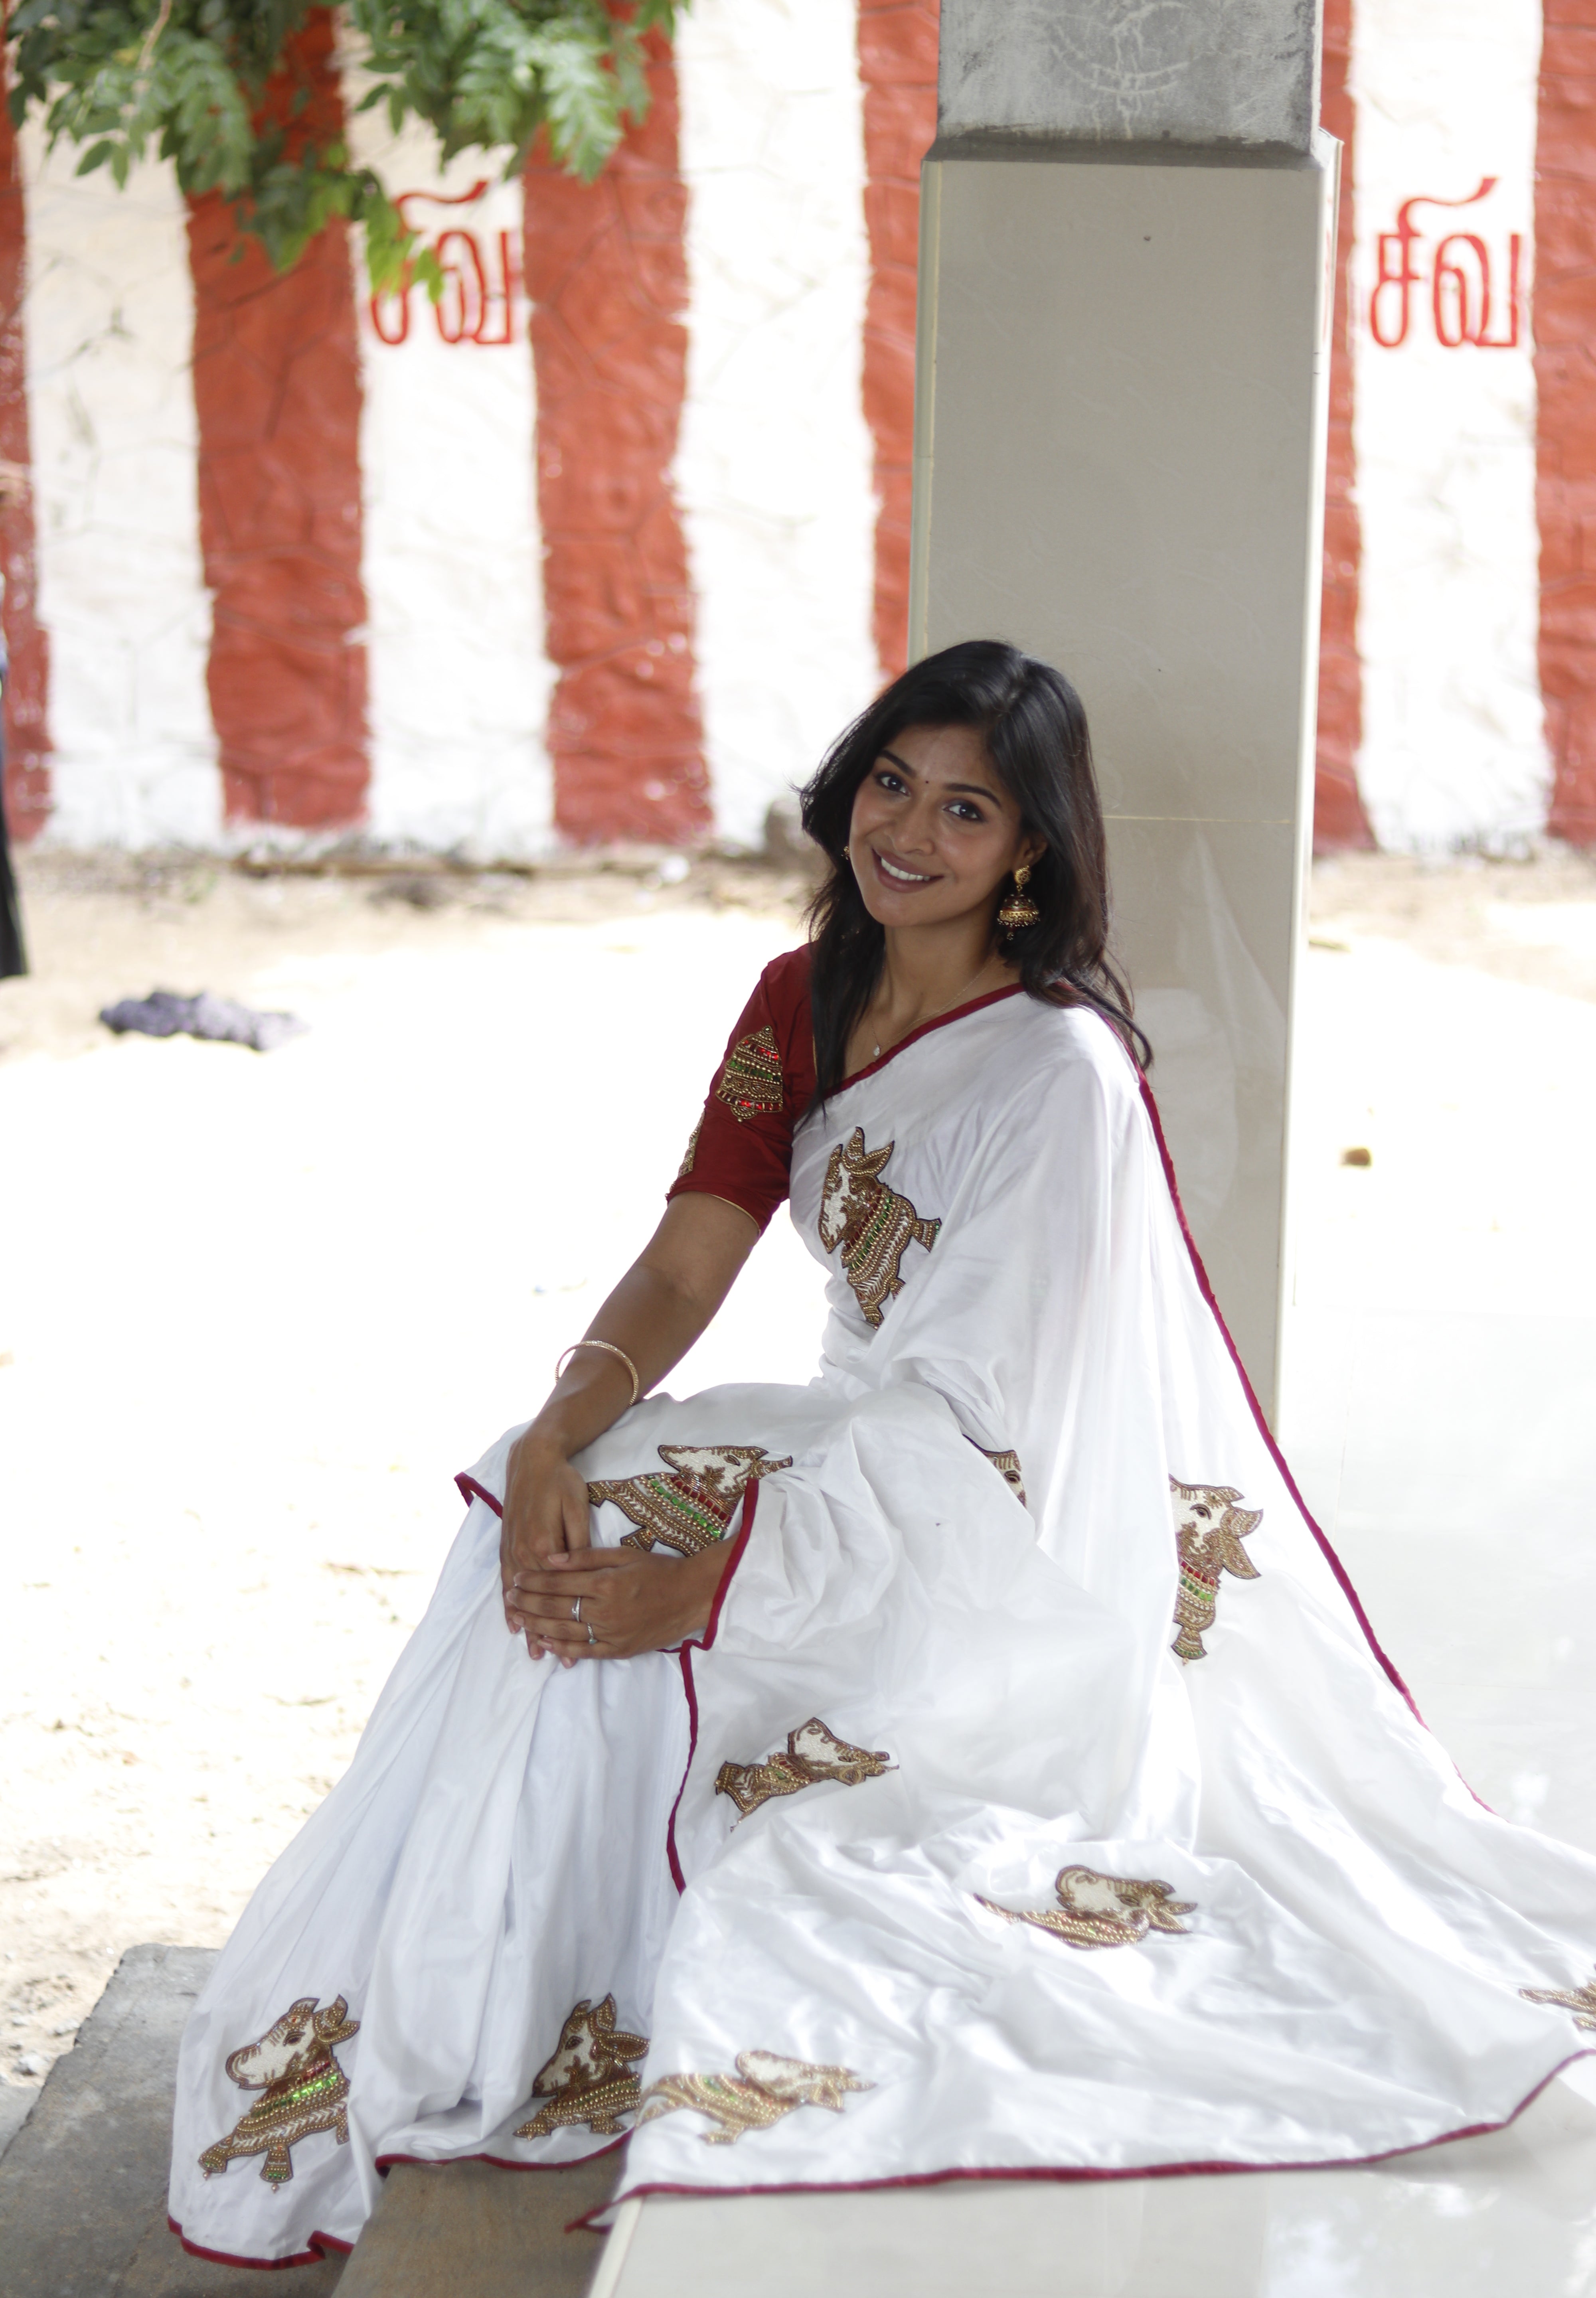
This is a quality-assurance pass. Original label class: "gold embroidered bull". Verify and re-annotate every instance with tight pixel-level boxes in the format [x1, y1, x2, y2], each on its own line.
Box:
[517, 1994, 649, 2138]
[588, 1444, 792, 1558]
[1169, 1475, 1262, 1660]
[1521, 1972, 1596, 2031]
[980, 1865, 1196, 1950]
[198, 1995, 359, 2186]
[818, 1128, 940, 1327]
[636, 2049, 872, 2144]
[715, 1717, 895, 1818]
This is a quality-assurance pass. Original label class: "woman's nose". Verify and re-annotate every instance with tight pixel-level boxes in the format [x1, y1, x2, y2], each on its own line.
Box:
[898, 796, 939, 852]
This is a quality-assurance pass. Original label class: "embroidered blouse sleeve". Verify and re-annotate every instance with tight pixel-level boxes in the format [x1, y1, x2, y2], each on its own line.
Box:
[666, 948, 815, 1233]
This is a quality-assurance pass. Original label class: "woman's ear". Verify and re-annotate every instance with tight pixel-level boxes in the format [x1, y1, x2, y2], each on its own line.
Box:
[1018, 831, 1047, 872]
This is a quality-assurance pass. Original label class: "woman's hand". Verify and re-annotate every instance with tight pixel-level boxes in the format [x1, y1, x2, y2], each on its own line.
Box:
[508, 1540, 729, 1663]
[500, 1435, 590, 1648]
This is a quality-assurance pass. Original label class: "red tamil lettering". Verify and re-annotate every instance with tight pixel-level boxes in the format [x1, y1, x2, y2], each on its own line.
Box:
[369, 277, 412, 344]
[1432, 232, 1489, 347]
[1371, 177, 1523, 351]
[473, 231, 520, 346]
[1476, 233, 1523, 347]
[1371, 208, 1424, 347]
[435, 229, 488, 344]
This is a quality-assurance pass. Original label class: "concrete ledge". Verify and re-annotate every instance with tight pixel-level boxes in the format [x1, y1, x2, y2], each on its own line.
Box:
[0, 1942, 344, 2296]
[0, 1942, 616, 2295]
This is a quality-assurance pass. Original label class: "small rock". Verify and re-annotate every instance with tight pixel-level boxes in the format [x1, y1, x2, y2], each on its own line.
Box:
[13, 2052, 45, 2077]
[1340, 1146, 1373, 1169]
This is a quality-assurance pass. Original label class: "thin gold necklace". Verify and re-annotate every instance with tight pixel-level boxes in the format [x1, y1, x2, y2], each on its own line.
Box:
[871, 955, 1004, 1060]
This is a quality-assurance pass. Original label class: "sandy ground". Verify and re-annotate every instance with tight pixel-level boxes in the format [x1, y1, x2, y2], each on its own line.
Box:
[1, 841, 1594, 2102]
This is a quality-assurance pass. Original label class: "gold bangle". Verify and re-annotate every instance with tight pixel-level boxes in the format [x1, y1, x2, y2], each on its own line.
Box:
[555, 1339, 641, 1409]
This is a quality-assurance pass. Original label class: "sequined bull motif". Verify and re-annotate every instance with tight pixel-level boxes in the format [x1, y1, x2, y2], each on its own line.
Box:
[198, 1995, 360, 2185]
[818, 1128, 940, 1327]
[636, 2050, 873, 2144]
[516, 1995, 650, 2138]
[979, 1866, 1197, 1950]
[1169, 1475, 1262, 1660]
[715, 1025, 784, 1121]
[1520, 1972, 1596, 2031]
[715, 1717, 895, 1818]
[588, 1444, 792, 1558]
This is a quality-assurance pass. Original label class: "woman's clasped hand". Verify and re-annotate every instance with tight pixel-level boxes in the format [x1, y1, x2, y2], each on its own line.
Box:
[499, 1431, 726, 1663]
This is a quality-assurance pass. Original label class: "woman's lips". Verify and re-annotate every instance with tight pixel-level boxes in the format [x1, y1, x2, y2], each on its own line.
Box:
[870, 848, 936, 888]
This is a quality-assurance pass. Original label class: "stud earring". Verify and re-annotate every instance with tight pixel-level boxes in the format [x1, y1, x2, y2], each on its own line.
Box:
[996, 864, 1040, 934]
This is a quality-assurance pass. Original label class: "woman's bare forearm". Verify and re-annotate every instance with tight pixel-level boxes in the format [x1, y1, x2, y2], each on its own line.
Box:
[520, 1194, 758, 1465]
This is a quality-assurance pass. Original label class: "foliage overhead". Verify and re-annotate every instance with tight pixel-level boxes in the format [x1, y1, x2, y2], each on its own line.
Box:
[5, 0, 680, 290]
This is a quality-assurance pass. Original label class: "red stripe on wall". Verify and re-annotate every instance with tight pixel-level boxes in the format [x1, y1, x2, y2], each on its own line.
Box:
[186, 8, 369, 830]
[858, 0, 939, 686]
[0, 72, 49, 841]
[524, 34, 708, 846]
[1536, 0, 1596, 845]
[1314, 0, 1373, 853]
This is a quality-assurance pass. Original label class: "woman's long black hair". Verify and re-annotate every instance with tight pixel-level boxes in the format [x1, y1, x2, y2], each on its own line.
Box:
[799, 638, 1148, 1100]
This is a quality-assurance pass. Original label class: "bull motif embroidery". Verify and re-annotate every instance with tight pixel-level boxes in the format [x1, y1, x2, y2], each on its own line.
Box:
[818, 1127, 940, 1327]
[977, 1445, 1027, 1507]
[715, 1717, 895, 1818]
[979, 1865, 1196, 1951]
[516, 1995, 649, 2138]
[715, 1025, 784, 1121]
[1169, 1475, 1262, 1661]
[588, 1444, 792, 1558]
[1520, 1972, 1596, 2031]
[636, 2049, 872, 2144]
[198, 1995, 360, 2186]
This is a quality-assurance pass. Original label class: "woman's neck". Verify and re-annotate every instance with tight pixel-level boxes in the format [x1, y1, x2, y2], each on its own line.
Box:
[848, 921, 1018, 1071]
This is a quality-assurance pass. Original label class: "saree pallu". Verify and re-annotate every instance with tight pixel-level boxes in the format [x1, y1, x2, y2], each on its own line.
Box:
[169, 991, 1596, 2267]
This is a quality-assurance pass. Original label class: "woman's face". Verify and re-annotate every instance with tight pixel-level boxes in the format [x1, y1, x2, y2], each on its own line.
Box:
[847, 722, 1041, 933]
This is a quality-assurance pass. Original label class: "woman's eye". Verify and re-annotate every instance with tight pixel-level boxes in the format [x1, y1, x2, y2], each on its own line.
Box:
[875, 770, 905, 793]
[948, 802, 983, 823]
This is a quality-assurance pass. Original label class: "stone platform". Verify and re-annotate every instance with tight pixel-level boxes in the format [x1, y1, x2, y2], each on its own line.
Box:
[0, 1946, 614, 2297]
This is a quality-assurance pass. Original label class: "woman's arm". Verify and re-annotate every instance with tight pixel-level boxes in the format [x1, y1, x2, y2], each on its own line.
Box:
[500, 1192, 759, 1661]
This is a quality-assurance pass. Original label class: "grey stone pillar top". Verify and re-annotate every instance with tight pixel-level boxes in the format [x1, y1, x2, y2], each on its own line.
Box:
[938, 0, 1322, 154]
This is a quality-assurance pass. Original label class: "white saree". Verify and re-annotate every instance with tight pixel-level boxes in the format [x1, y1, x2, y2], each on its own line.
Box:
[168, 987, 1596, 2268]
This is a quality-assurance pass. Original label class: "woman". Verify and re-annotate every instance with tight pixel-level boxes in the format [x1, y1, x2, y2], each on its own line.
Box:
[170, 642, 1596, 2269]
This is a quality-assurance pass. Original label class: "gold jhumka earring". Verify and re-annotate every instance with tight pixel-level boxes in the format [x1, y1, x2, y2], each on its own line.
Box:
[996, 864, 1040, 934]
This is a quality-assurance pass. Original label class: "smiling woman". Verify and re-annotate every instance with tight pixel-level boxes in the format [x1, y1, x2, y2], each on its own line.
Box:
[799, 642, 1146, 1097]
[168, 641, 1596, 2270]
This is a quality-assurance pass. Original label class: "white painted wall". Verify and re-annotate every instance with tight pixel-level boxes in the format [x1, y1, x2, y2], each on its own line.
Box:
[676, 0, 878, 851]
[342, 74, 554, 858]
[1351, 0, 1549, 852]
[21, 134, 219, 849]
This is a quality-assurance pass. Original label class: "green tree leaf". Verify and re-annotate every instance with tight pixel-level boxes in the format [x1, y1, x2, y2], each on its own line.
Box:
[6, 0, 681, 288]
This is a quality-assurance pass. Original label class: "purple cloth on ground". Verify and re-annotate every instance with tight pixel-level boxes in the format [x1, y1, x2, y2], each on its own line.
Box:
[99, 989, 308, 1054]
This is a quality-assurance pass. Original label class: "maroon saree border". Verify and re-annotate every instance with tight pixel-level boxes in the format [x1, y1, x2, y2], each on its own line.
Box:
[1133, 1070, 1424, 1723]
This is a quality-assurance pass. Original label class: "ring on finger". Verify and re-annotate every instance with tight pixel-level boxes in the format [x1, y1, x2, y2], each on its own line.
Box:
[571, 1596, 582, 1623]
[587, 1622, 597, 1646]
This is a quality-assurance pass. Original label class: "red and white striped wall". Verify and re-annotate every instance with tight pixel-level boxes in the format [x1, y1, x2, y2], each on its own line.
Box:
[1, 0, 1592, 854]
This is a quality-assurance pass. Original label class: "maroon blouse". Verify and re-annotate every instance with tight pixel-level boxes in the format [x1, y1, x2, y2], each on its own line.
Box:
[666, 945, 817, 1232]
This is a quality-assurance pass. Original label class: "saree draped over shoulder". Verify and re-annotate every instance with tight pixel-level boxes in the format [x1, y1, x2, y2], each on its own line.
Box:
[170, 954, 1596, 2267]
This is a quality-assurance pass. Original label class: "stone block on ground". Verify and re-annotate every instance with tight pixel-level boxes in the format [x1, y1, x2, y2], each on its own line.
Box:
[0, 2077, 37, 2163]
[0, 1942, 342, 2298]
[0, 1939, 616, 2296]
[335, 2156, 617, 2298]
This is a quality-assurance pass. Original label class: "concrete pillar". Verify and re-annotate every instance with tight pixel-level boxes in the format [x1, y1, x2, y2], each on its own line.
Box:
[911, 0, 1334, 1415]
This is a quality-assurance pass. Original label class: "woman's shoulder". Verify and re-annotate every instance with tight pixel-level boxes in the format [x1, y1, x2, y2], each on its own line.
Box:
[1009, 993, 1145, 1106]
[756, 942, 813, 1019]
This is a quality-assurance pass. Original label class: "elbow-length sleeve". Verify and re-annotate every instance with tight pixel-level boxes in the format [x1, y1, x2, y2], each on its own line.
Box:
[666, 944, 816, 1233]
